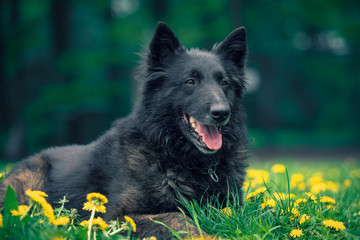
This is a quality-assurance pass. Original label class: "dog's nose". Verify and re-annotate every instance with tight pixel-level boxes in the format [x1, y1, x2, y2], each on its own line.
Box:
[210, 104, 230, 122]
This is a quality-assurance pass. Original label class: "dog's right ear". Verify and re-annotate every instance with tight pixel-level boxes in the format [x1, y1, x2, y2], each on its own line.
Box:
[148, 22, 183, 65]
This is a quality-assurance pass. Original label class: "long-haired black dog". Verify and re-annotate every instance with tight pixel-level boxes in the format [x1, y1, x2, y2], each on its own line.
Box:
[0, 22, 248, 239]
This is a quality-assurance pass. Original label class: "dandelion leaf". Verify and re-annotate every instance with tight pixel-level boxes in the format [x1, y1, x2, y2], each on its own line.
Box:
[3, 185, 19, 223]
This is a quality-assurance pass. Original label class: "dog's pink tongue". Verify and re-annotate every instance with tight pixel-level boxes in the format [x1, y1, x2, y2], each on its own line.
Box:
[197, 123, 222, 150]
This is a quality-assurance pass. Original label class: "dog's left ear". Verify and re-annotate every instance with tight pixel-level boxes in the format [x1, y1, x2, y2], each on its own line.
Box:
[214, 27, 247, 69]
[149, 22, 183, 66]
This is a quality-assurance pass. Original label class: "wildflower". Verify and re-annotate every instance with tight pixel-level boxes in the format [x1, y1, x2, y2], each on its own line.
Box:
[289, 229, 303, 238]
[311, 182, 326, 194]
[299, 214, 310, 225]
[149, 237, 157, 240]
[80, 217, 109, 231]
[242, 180, 252, 190]
[261, 198, 276, 209]
[290, 173, 304, 188]
[25, 190, 48, 204]
[305, 192, 317, 203]
[343, 179, 352, 188]
[271, 164, 286, 173]
[291, 173, 304, 183]
[42, 201, 56, 223]
[326, 181, 339, 192]
[221, 207, 232, 216]
[124, 216, 136, 232]
[245, 187, 266, 201]
[320, 196, 336, 205]
[0, 173, 2, 178]
[322, 219, 346, 231]
[247, 169, 269, 184]
[86, 192, 108, 204]
[53, 216, 70, 226]
[83, 201, 106, 213]
[291, 208, 300, 217]
[297, 182, 306, 191]
[0, 213, 3, 227]
[295, 198, 307, 205]
[308, 176, 323, 186]
[83, 192, 108, 213]
[11, 205, 29, 216]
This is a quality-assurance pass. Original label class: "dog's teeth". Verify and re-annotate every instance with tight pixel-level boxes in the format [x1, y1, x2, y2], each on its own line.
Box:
[191, 123, 196, 128]
[189, 116, 195, 124]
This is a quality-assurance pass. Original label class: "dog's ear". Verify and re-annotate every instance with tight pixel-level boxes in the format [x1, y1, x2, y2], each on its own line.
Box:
[149, 22, 183, 65]
[215, 27, 247, 69]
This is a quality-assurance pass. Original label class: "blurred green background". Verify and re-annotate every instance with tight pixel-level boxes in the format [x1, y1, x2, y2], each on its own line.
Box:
[1, 0, 359, 160]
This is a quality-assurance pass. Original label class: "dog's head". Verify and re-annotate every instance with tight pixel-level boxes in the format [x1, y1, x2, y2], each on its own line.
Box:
[139, 22, 247, 154]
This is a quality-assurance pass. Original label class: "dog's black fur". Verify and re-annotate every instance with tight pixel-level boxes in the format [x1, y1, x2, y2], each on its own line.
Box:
[0, 22, 248, 239]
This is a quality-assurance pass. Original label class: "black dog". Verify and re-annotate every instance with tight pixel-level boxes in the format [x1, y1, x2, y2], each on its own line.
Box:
[0, 22, 248, 239]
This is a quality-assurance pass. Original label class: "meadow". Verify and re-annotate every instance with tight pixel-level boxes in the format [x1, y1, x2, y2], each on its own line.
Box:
[0, 157, 359, 240]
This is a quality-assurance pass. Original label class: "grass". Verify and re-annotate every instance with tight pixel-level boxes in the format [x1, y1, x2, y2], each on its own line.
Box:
[0, 158, 360, 239]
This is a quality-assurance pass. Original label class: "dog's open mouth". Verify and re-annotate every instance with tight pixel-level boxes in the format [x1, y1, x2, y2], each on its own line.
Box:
[183, 113, 222, 151]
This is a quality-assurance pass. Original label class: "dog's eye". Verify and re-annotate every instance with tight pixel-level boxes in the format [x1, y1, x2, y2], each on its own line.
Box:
[185, 78, 195, 86]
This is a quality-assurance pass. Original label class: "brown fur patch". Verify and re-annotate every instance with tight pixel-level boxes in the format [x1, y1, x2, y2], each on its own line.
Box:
[0, 155, 50, 205]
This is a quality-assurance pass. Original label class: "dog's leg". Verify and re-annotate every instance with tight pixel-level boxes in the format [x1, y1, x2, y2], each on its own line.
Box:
[123, 212, 207, 239]
[0, 155, 50, 206]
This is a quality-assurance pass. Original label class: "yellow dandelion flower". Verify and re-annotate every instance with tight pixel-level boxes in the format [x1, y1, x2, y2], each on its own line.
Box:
[25, 190, 48, 204]
[11, 205, 29, 216]
[83, 201, 106, 213]
[86, 192, 108, 205]
[242, 180, 252, 190]
[326, 181, 339, 193]
[245, 188, 265, 201]
[80, 217, 109, 231]
[320, 196, 336, 204]
[299, 214, 310, 225]
[358, 210, 360, 215]
[83, 193, 108, 213]
[247, 169, 269, 184]
[343, 179, 352, 188]
[53, 216, 70, 226]
[0, 173, 2, 178]
[289, 229, 303, 238]
[149, 237, 157, 240]
[322, 219, 346, 231]
[271, 164, 286, 173]
[305, 192, 317, 203]
[296, 198, 307, 205]
[308, 176, 323, 186]
[291, 208, 300, 217]
[311, 182, 327, 194]
[221, 207, 232, 216]
[291, 173, 304, 183]
[261, 198, 276, 209]
[326, 205, 336, 210]
[42, 202, 56, 223]
[297, 182, 306, 191]
[0, 213, 3, 227]
[290, 174, 304, 189]
[124, 216, 136, 232]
